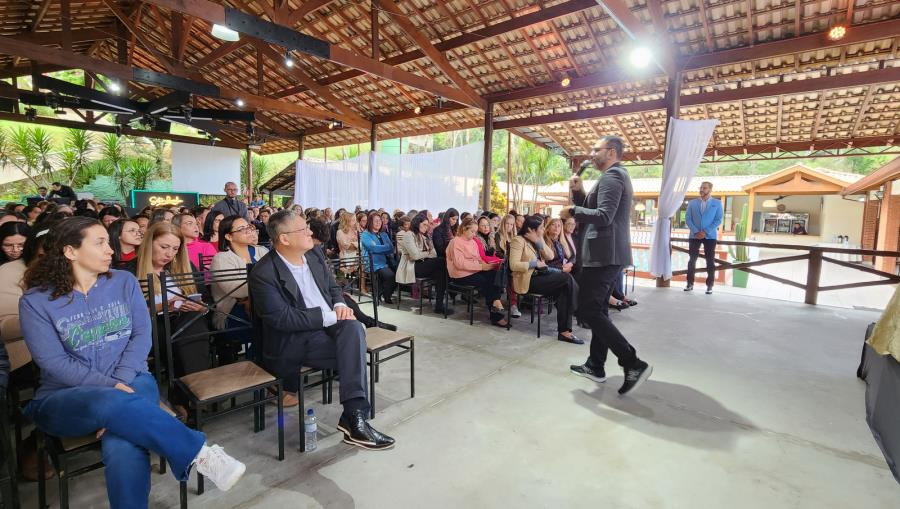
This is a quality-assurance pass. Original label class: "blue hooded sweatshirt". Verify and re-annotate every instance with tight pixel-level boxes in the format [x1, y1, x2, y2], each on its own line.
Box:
[20, 269, 152, 400]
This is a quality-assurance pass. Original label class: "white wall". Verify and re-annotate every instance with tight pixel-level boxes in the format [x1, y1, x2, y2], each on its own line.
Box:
[820, 195, 864, 244]
[171, 143, 241, 195]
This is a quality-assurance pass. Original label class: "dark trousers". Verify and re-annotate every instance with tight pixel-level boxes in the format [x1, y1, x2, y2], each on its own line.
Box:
[414, 257, 447, 307]
[342, 293, 377, 328]
[687, 238, 718, 288]
[527, 271, 576, 333]
[451, 271, 504, 323]
[578, 265, 639, 369]
[373, 267, 396, 301]
[273, 320, 369, 411]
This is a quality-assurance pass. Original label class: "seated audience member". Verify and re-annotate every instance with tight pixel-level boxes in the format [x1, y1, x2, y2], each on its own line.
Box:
[509, 216, 581, 344]
[133, 214, 150, 236]
[309, 218, 335, 258]
[24, 205, 42, 225]
[397, 214, 451, 315]
[108, 218, 143, 270]
[47, 181, 77, 204]
[489, 213, 501, 232]
[99, 206, 123, 228]
[73, 208, 99, 219]
[0, 222, 30, 265]
[394, 216, 411, 246]
[36, 186, 49, 200]
[475, 216, 498, 258]
[254, 208, 271, 246]
[133, 223, 211, 411]
[562, 216, 578, 266]
[249, 211, 395, 450]
[193, 206, 210, 229]
[210, 216, 267, 366]
[494, 213, 521, 318]
[309, 218, 395, 332]
[150, 208, 174, 225]
[360, 212, 396, 304]
[446, 217, 508, 327]
[20, 217, 246, 507]
[336, 212, 360, 275]
[173, 213, 217, 269]
[0, 222, 54, 341]
[202, 211, 225, 247]
[0, 212, 24, 226]
[432, 208, 459, 258]
[355, 212, 368, 234]
[250, 194, 265, 208]
[544, 218, 575, 273]
[515, 213, 525, 231]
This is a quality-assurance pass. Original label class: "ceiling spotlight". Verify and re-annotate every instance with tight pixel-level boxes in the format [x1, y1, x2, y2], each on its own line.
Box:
[560, 75, 571, 87]
[629, 46, 653, 69]
[236, 98, 245, 108]
[109, 81, 122, 93]
[827, 25, 847, 41]
[285, 52, 295, 68]
[435, 96, 445, 109]
[327, 119, 343, 130]
[211, 24, 240, 42]
[414, 106, 422, 114]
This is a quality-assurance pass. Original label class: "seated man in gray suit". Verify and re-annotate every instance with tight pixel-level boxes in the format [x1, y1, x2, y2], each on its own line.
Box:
[249, 210, 394, 450]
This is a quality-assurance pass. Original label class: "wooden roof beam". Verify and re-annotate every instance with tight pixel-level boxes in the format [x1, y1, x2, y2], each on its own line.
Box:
[493, 65, 900, 129]
[254, 42, 371, 129]
[101, 0, 181, 76]
[593, 0, 676, 76]
[486, 17, 900, 104]
[141, 0, 484, 109]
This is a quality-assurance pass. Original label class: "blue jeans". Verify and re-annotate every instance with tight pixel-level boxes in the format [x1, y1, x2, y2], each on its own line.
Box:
[24, 372, 206, 509]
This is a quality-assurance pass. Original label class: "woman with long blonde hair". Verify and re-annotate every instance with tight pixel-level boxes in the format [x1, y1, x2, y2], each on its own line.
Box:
[494, 214, 516, 258]
[543, 217, 574, 273]
[132, 223, 209, 413]
[336, 212, 360, 275]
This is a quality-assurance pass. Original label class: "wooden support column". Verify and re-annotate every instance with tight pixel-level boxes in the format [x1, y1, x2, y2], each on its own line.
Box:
[369, 124, 378, 209]
[747, 191, 756, 233]
[657, 71, 683, 288]
[115, 21, 128, 95]
[371, 1, 380, 60]
[245, 146, 253, 201]
[876, 181, 897, 272]
[506, 131, 512, 212]
[298, 134, 305, 160]
[719, 194, 727, 236]
[805, 248, 823, 305]
[482, 104, 494, 212]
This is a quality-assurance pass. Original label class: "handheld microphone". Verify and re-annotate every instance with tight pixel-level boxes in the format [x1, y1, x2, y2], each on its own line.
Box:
[575, 159, 592, 177]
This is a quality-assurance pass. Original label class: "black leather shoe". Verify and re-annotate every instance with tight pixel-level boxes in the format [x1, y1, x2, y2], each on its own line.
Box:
[557, 332, 584, 345]
[337, 410, 395, 450]
[382, 296, 394, 305]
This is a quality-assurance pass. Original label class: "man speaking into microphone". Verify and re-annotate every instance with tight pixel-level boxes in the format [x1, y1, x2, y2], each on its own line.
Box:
[562, 136, 652, 396]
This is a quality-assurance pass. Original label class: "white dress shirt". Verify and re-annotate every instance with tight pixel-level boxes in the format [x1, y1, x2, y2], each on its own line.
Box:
[276, 251, 346, 327]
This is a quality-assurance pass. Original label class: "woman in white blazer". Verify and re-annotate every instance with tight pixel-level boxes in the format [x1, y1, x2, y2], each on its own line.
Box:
[396, 214, 451, 314]
[209, 215, 268, 365]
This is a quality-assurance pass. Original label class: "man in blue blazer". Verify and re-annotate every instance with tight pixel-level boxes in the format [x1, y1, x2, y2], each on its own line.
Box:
[685, 181, 723, 294]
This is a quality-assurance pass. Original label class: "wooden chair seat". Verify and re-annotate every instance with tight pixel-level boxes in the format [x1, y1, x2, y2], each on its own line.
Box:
[60, 435, 98, 452]
[179, 361, 275, 401]
[365, 328, 413, 351]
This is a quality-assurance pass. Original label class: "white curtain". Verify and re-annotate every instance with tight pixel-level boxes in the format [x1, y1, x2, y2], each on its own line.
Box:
[649, 117, 719, 280]
[294, 142, 483, 212]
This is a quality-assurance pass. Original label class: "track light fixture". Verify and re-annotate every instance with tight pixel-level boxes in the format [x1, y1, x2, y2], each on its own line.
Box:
[327, 119, 343, 130]
[435, 96, 445, 108]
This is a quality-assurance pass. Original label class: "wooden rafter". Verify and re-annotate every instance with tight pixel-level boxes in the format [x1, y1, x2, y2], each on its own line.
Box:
[593, 0, 676, 76]
[191, 40, 248, 70]
[810, 92, 828, 140]
[638, 112, 660, 149]
[562, 123, 589, 153]
[375, 0, 485, 109]
[285, 0, 341, 28]
[850, 85, 875, 139]
[696, 0, 715, 52]
[101, 0, 181, 75]
[29, 0, 54, 32]
[610, 116, 636, 151]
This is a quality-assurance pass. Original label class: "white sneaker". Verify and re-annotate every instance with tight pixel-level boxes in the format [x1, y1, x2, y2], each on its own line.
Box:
[510, 305, 522, 318]
[193, 444, 246, 491]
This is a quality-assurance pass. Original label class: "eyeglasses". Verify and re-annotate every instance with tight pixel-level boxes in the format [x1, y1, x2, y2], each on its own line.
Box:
[232, 225, 258, 234]
[280, 227, 309, 236]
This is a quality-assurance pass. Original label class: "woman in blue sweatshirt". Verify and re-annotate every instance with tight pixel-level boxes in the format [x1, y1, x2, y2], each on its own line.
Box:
[360, 211, 396, 304]
[19, 217, 246, 509]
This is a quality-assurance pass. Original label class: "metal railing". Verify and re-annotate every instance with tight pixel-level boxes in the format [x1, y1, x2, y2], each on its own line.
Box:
[670, 239, 900, 305]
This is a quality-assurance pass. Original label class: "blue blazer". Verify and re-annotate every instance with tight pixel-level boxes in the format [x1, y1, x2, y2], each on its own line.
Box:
[686, 198, 724, 240]
[360, 231, 394, 272]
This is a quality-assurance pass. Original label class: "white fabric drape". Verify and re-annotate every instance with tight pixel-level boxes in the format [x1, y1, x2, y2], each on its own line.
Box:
[649, 117, 719, 280]
[294, 142, 483, 212]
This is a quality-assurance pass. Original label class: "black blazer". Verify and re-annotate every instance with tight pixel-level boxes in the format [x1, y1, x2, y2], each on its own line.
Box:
[248, 247, 345, 372]
[571, 163, 634, 267]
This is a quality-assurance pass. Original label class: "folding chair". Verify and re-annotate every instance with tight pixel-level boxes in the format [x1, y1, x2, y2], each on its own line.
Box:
[154, 269, 284, 495]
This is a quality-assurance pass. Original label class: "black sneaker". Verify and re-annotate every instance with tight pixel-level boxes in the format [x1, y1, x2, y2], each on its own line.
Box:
[337, 410, 395, 450]
[684, 285, 693, 292]
[618, 361, 652, 396]
[705, 287, 713, 295]
[570, 361, 606, 383]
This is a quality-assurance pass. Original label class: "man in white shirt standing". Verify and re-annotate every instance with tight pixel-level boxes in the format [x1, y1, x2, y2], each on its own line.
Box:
[249, 210, 395, 450]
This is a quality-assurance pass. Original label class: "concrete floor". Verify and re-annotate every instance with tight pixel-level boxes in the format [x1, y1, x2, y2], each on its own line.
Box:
[19, 287, 899, 508]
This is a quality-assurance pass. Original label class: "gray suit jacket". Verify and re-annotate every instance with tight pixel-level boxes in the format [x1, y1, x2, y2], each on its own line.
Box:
[211, 198, 249, 220]
[571, 163, 633, 268]
[248, 247, 345, 376]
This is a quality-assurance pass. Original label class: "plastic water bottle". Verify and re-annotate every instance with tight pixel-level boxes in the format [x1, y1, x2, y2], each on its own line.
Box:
[304, 409, 318, 451]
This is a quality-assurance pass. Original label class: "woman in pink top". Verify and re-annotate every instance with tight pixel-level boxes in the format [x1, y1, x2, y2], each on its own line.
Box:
[446, 217, 508, 327]
[174, 213, 218, 269]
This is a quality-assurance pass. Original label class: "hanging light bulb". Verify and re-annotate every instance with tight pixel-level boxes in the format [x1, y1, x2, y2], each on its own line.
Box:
[629, 46, 653, 69]
[109, 81, 122, 93]
[414, 106, 422, 114]
[285, 52, 295, 68]
[236, 98, 245, 107]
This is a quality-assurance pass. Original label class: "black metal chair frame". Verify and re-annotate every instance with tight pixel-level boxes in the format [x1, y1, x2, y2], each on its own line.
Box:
[366, 333, 415, 419]
[154, 268, 284, 496]
[395, 277, 434, 314]
[0, 391, 18, 509]
[506, 263, 555, 338]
